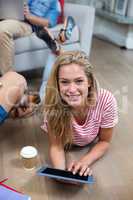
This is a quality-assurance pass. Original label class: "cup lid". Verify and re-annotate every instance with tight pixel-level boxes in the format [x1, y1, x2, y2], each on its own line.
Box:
[20, 146, 38, 158]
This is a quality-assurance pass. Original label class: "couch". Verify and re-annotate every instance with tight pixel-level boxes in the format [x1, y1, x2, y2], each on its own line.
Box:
[14, 3, 95, 72]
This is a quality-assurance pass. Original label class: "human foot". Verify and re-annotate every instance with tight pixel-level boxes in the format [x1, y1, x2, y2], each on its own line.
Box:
[36, 27, 61, 55]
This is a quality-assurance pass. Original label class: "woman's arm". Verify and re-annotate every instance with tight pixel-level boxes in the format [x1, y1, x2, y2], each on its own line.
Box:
[68, 127, 114, 176]
[48, 130, 66, 170]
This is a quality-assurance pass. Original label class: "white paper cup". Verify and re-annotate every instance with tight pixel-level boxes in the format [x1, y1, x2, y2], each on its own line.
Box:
[20, 146, 38, 170]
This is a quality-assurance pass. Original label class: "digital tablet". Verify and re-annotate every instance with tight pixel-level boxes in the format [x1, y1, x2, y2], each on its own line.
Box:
[37, 166, 94, 184]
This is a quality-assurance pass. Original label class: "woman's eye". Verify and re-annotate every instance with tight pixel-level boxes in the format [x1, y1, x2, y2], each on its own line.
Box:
[76, 80, 83, 84]
[60, 80, 69, 84]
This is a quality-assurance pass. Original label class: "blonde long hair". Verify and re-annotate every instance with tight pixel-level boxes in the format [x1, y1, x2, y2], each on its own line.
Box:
[43, 51, 98, 146]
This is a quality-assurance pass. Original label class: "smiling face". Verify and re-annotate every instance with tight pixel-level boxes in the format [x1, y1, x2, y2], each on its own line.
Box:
[58, 63, 91, 110]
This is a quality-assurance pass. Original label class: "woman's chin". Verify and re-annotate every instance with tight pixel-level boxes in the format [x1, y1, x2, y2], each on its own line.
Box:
[66, 100, 82, 108]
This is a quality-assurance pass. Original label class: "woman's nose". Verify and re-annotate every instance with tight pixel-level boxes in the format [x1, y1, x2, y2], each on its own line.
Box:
[68, 83, 77, 93]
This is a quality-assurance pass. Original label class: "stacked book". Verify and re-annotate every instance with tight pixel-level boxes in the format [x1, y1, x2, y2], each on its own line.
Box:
[0, 179, 31, 200]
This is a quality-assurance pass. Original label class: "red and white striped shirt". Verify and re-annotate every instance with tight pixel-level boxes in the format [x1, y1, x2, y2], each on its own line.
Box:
[72, 89, 118, 146]
[41, 89, 118, 146]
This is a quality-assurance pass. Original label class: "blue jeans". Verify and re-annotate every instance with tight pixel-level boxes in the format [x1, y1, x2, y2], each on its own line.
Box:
[39, 53, 56, 101]
[0, 105, 8, 125]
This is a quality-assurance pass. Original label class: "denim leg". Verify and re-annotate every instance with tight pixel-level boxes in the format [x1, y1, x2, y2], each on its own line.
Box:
[39, 53, 56, 101]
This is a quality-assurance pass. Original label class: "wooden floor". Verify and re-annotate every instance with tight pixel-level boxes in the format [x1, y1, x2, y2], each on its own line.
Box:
[0, 37, 133, 200]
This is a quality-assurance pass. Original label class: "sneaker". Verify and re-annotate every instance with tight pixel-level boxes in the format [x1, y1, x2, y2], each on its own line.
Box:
[36, 27, 61, 55]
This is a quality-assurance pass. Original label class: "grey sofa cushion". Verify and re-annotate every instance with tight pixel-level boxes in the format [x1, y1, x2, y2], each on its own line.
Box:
[15, 24, 79, 55]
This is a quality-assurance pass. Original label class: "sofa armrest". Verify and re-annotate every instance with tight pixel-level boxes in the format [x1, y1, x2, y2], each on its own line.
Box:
[64, 3, 95, 57]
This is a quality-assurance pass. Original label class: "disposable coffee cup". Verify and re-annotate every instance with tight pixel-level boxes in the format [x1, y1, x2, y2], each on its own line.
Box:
[20, 146, 38, 170]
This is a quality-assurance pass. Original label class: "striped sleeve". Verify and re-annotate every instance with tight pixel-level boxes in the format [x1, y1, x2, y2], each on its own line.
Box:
[100, 92, 118, 128]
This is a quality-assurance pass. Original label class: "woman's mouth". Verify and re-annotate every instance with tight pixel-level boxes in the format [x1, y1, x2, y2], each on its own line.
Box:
[66, 95, 80, 101]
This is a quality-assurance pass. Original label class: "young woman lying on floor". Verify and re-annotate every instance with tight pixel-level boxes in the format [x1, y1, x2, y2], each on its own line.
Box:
[41, 51, 118, 180]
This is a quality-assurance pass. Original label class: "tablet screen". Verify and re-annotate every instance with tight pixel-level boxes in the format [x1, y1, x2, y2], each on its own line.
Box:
[41, 167, 88, 181]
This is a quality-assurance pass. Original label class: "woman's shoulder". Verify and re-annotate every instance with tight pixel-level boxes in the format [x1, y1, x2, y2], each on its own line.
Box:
[97, 88, 117, 107]
[98, 88, 115, 100]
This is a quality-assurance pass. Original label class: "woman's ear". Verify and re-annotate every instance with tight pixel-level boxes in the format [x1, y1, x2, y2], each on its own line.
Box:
[88, 80, 92, 98]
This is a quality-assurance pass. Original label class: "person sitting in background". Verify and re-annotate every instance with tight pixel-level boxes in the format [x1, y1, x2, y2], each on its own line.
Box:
[41, 51, 118, 178]
[0, 0, 60, 74]
[0, 71, 40, 125]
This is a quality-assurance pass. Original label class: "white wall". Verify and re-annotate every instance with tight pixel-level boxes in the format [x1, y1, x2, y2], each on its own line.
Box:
[66, 0, 104, 8]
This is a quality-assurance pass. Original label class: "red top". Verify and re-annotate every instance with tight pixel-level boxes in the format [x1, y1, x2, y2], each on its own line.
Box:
[57, 0, 64, 24]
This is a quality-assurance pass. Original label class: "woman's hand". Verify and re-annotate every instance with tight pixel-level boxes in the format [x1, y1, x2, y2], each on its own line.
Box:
[68, 158, 92, 177]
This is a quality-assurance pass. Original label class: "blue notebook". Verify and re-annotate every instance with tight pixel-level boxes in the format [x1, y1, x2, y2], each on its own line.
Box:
[0, 185, 31, 200]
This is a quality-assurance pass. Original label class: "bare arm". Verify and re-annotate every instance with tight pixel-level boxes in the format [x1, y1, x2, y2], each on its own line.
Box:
[48, 130, 66, 170]
[68, 127, 114, 176]
[24, 4, 49, 27]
